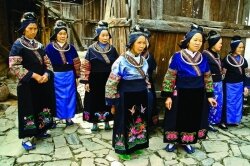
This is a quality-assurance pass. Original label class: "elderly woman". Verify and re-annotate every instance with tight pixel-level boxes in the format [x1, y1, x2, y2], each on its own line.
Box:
[222, 36, 248, 127]
[161, 25, 217, 154]
[81, 21, 119, 131]
[202, 30, 223, 132]
[45, 20, 81, 126]
[9, 12, 54, 150]
[105, 25, 149, 160]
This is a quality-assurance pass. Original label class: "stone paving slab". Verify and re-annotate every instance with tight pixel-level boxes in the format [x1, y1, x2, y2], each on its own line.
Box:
[0, 104, 250, 165]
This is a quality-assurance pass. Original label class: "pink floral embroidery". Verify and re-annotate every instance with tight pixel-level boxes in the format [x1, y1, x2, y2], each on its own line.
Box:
[83, 111, 90, 121]
[165, 131, 178, 140]
[198, 129, 206, 138]
[135, 117, 142, 124]
[181, 132, 195, 143]
[94, 112, 109, 122]
[115, 134, 125, 150]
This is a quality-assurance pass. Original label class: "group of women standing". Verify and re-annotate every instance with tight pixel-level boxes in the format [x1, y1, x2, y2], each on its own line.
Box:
[162, 25, 249, 154]
[9, 12, 249, 160]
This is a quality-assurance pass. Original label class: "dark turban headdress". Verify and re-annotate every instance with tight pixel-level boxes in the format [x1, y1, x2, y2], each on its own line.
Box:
[230, 35, 242, 53]
[50, 20, 68, 41]
[207, 30, 221, 49]
[126, 25, 147, 49]
[93, 21, 111, 41]
[179, 24, 204, 49]
[17, 12, 37, 34]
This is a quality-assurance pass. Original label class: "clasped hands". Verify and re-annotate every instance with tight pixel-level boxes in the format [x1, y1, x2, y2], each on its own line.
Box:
[32, 73, 49, 84]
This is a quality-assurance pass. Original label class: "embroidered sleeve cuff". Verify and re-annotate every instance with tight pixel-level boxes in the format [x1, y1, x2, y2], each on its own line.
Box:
[206, 92, 214, 98]
[161, 91, 173, 98]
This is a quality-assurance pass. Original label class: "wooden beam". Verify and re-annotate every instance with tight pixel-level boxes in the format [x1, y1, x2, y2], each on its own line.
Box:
[162, 15, 246, 29]
[107, 18, 131, 27]
[137, 19, 250, 37]
[104, 0, 112, 20]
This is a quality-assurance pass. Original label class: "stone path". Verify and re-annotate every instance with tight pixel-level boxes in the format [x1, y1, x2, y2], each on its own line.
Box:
[0, 85, 250, 166]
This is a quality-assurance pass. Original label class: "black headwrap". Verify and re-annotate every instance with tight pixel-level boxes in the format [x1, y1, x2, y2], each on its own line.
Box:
[230, 35, 242, 53]
[179, 24, 204, 49]
[50, 20, 68, 41]
[93, 21, 111, 41]
[126, 25, 147, 49]
[17, 12, 37, 34]
[207, 30, 221, 49]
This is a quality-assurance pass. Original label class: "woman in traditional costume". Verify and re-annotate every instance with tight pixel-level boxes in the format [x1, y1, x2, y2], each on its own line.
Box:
[81, 21, 119, 131]
[45, 20, 81, 126]
[9, 12, 54, 150]
[105, 25, 149, 160]
[161, 24, 217, 154]
[202, 30, 223, 132]
[222, 36, 248, 127]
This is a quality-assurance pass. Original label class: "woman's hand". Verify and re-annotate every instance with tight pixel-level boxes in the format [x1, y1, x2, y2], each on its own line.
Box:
[208, 97, 217, 107]
[32, 73, 43, 83]
[165, 97, 172, 110]
[84, 83, 90, 92]
[111, 105, 116, 114]
[40, 73, 49, 83]
[244, 87, 249, 96]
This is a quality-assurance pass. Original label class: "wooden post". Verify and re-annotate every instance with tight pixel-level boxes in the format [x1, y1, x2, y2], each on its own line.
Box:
[70, 23, 84, 51]
[156, 0, 163, 20]
[131, 0, 138, 27]
[104, 0, 113, 20]
[202, 0, 210, 20]
[40, 2, 46, 45]
[243, 0, 250, 64]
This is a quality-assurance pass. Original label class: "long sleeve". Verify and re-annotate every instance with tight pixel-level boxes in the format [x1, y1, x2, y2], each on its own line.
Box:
[161, 68, 177, 98]
[203, 57, 214, 98]
[105, 58, 122, 106]
[161, 54, 177, 98]
[9, 41, 33, 82]
[80, 49, 91, 84]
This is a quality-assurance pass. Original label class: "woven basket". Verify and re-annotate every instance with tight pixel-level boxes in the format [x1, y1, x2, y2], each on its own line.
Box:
[0, 82, 9, 101]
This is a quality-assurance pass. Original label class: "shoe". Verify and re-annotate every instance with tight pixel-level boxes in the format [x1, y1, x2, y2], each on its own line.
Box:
[36, 132, 51, 139]
[91, 124, 99, 131]
[50, 122, 57, 129]
[208, 125, 218, 132]
[22, 141, 36, 150]
[134, 150, 144, 155]
[164, 144, 176, 152]
[66, 120, 74, 126]
[118, 154, 131, 161]
[218, 124, 228, 130]
[183, 145, 195, 154]
[104, 123, 111, 130]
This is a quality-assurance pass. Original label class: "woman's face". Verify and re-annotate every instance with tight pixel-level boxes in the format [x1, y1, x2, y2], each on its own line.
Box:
[98, 30, 110, 44]
[234, 42, 244, 55]
[56, 29, 67, 43]
[188, 33, 203, 52]
[24, 23, 38, 39]
[131, 36, 147, 55]
[212, 38, 222, 52]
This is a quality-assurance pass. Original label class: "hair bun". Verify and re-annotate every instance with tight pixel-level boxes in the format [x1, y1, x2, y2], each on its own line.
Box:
[54, 20, 67, 30]
[190, 24, 203, 32]
[21, 12, 37, 23]
[208, 30, 217, 37]
[232, 35, 241, 41]
[131, 25, 146, 33]
[98, 21, 108, 28]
